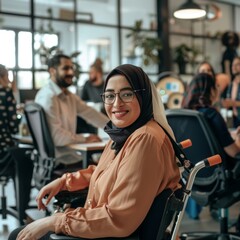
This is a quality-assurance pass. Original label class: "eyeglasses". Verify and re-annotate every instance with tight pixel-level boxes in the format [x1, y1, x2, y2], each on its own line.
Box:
[101, 89, 145, 105]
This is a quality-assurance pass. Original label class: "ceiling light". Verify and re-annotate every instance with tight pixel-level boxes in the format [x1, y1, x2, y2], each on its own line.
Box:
[173, 0, 206, 20]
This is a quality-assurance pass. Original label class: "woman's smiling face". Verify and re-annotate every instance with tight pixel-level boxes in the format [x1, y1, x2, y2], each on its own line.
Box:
[104, 74, 141, 128]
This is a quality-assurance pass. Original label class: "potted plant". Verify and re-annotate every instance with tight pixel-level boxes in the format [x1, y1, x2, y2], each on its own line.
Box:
[173, 44, 200, 74]
[173, 44, 191, 74]
[126, 20, 162, 66]
[36, 44, 81, 81]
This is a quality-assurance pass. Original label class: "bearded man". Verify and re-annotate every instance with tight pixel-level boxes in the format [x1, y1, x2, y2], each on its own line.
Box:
[35, 54, 108, 167]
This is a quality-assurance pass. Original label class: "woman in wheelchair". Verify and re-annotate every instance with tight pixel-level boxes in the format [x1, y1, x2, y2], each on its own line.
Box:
[182, 72, 240, 166]
[9, 64, 181, 240]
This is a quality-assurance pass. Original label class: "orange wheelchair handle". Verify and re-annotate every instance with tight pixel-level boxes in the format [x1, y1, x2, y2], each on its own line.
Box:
[205, 154, 222, 167]
[179, 139, 192, 149]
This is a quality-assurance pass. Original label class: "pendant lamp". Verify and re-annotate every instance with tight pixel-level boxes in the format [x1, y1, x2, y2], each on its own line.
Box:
[173, 0, 206, 20]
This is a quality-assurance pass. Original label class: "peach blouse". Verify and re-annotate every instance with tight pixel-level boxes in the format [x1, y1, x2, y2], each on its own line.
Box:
[54, 119, 181, 238]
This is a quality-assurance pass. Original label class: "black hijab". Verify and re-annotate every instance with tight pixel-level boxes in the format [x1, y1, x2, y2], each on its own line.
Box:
[103, 64, 153, 155]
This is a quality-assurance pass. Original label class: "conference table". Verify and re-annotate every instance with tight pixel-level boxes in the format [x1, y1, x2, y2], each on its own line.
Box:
[67, 140, 108, 168]
[12, 134, 108, 168]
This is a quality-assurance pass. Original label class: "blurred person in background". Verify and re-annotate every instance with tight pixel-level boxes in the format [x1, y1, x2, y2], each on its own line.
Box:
[77, 58, 106, 134]
[182, 73, 240, 166]
[182, 72, 240, 221]
[81, 58, 105, 103]
[221, 31, 239, 79]
[197, 61, 230, 100]
[226, 56, 240, 128]
[0, 64, 33, 225]
[35, 54, 109, 169]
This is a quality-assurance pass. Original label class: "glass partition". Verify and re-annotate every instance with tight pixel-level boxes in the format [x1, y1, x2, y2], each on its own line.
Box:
[18, 31, 33, 68]
[0, 30, 16, 68]
[2, 0, 30, 15]
[77, 24, 119, 73]
[121, 0, 156, 29]
[77, 0, 118, 25]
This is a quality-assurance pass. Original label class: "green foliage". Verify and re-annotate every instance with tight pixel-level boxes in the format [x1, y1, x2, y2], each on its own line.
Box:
[37, 45, 81, 80]
[173, 43, 201, 74]
[70, 51, 82, 81]
[174, 44, 201, 65]
[126, 20, 162, 66]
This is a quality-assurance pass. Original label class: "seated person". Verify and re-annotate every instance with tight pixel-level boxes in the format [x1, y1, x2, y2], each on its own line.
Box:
[0, 64, 33, 224]
[9, 64, 181, 239]
[35, 54, 109, 168]
[226, 56, 240, 127]
[197, 61, 216, 79]
[81, 58, 104, 103]
[182, 73, 240, 169]
[77, 58, 106, 134]
[197, 61, 230, 101]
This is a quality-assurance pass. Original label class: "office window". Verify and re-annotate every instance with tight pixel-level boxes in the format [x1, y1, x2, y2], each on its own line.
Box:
[35, 71, 50, 89]
[0, 30, 16, 68]
[77, 24, 118, 73]
[121, 0, 156, 29]
[77, 0, 117, 25]
[34, 32, 59, 69]
[17, 71, 33, 89]
[18, 31, 33, 68]
[2, 0, 30, 14]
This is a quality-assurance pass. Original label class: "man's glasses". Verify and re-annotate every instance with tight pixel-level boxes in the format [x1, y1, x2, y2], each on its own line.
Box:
[101, 89, 145, 105]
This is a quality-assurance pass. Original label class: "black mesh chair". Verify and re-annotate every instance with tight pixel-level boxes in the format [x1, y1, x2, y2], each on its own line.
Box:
[24, 102, 57, 191]
[24, 102, 81, 191]
[24, 102, 83, 222]
[166, 108, 240, 239]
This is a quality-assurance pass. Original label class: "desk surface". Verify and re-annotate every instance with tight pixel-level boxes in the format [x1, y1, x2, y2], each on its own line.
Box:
[12, 134, 109, 151]
[68, 140, 108, 151]
[12, 134, 33, 144]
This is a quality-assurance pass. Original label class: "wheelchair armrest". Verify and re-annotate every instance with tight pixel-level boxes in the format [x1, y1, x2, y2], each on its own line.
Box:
[50, 234, 80, 240]
[54, 188, 88, 210]
[50, 233, 138, 240]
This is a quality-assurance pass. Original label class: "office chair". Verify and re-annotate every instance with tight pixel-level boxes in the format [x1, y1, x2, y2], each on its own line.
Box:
[0, 145, 33, 225]
[24, 102, 85, 222]
[24, 102, 83, 191]
[0, 155, 18, 221]
[24, 102, 57, 191]
[166, 108, 240, 239]
[49, 140, 222, 240]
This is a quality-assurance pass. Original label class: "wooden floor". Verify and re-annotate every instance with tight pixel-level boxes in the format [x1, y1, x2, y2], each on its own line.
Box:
[1, 180, 240, 240]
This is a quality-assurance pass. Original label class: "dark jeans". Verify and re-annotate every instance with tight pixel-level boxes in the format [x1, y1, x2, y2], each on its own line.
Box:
[8, 225, 53, 240]
[10, 147, 33, 225]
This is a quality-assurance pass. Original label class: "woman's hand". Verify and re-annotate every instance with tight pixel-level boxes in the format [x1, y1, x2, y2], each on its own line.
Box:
[85, 134, 102, 143]
[36, 178, 65, 210]
[16, 214, 62, 240]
